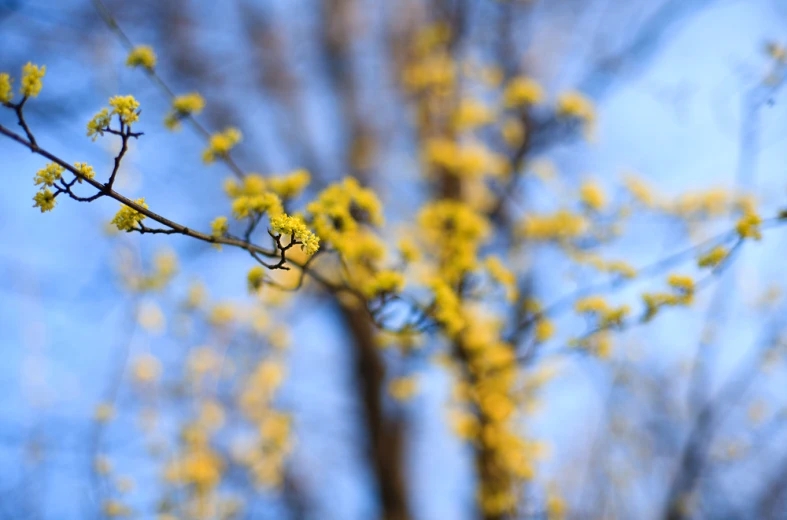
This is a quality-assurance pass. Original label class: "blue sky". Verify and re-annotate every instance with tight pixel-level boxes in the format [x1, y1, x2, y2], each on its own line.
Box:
[1, 0, 786, 518]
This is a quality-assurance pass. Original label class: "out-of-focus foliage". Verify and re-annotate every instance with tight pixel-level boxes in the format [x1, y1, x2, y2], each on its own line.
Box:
[2, 0, 787, 519]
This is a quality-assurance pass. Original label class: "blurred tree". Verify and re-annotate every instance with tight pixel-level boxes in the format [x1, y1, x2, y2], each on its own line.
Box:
[1, 0, 787, 519]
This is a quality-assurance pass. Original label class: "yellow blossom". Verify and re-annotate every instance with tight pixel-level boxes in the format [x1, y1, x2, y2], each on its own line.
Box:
[398, 236, 421, 263]
[108, 95, 141, 126]
[20, 62, 45, 98]
[111, 198, 148, 232]
[428, 277, 465, 337]
[388, 376, 420, 401]
[87, 108, 112, 140]
[165, 92, 205, 129]
[270, 213, 320, 255]
[503, 76, 544, 107]
[132, 354, 162, 383]
[73, 162, 96, 183]
[606, 260, 637, 279]
[623, 173, 655, 207]
[668, 274, 695, 295]
[521, 210, 588, 242]
[535, 319, 555, 342]
[362, 270, 405, 297]
[102, 500, 131, 517]
[32, 189, 56, 212]
[556, 90, 595, 122]
[698, 246, 728, 268]
[126, 45, 157, 69]
[211, 216, 228, 238]
[485, 256, 518, 302]
[453, 98, 495, 131]
[203, 127, 242, 163]
[580, 181, 606, 211]
[208, 303, 235, 327]
[267, 169, 311, 199]
[0, 73, 12, 103]
[736, 212, 762, 240]
[574, 295, 608, 315]
[185, 281, 207, 309]
[231, 192, 283, 219]
[546, 489, 567, 520]
[308, 177, 384, 245]
[424, 138, 509, 179]
[248, 265, 266, 293]
[33, 163, 64, 187]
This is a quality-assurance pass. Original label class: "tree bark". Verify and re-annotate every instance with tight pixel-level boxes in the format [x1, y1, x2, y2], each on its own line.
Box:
[340, 304, 411, 520]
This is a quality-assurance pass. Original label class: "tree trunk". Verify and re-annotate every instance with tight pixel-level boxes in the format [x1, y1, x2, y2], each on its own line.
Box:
[340, 304, 411, 520]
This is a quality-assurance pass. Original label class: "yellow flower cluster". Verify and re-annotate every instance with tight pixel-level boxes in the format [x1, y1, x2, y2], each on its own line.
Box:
[398, 237, 421, 263]
[572, 253, 637, 279]
[165, 92, 206, 129]
[164, 423, 224, 492]
[428, 277, 465, 337]
[535, 318, 556, 342]
[270, 213, 320, 256]
[579, 181, 607, 211]
[424, 138, 509, 179]
[109, 95, 141, 125]
[203, 127, 242, 163]
[102, 501, 131, 517]
[20, 62, 45, 98]
[247, 266, 266, 293]
[642, 274, 695, 320]
[556, 90, 595, 122]
[574, 295, 630, 328]
[502, 76, 545, 108]
[452, 98, 495, 131]
[668, 274, 694, 294]
[73, 162, 96, 183]
[32, 189, 56, 213]
[31, 162, 64, 213]
[303, 179, 391, 292]
[361, 269, 405, 297]
[87, 108, 112, 140]
[126, 45, 157, 70]
[234, 356, 293, 488]
[521, 210, 589, 242]
[232, 192, 282, 220]
[211, 216, 228, 238]
[266, 169, 311, 199]
[623, 173, 656, 207]
[419, 200, 491, 284]
[34, 162, 64, 187]
[388, 376, 420, 401]
[111, 198, 148, 232]
[672, 188, 731, 217]
[0, 73, 12, 103]
[698, 246, 728, 268]
[402, 23, 457, 97]
[412, 22, 452, 56]
[86, 95, 141, 139]
[736, 211, 762, 240]
[308, 177, 384, 243]
[132, 354, 162, 384]
[485, 256, 518, 302]
[402, 52, 456, 94]
[454, 314, 544, 516]
[122, 249, 179, 292]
